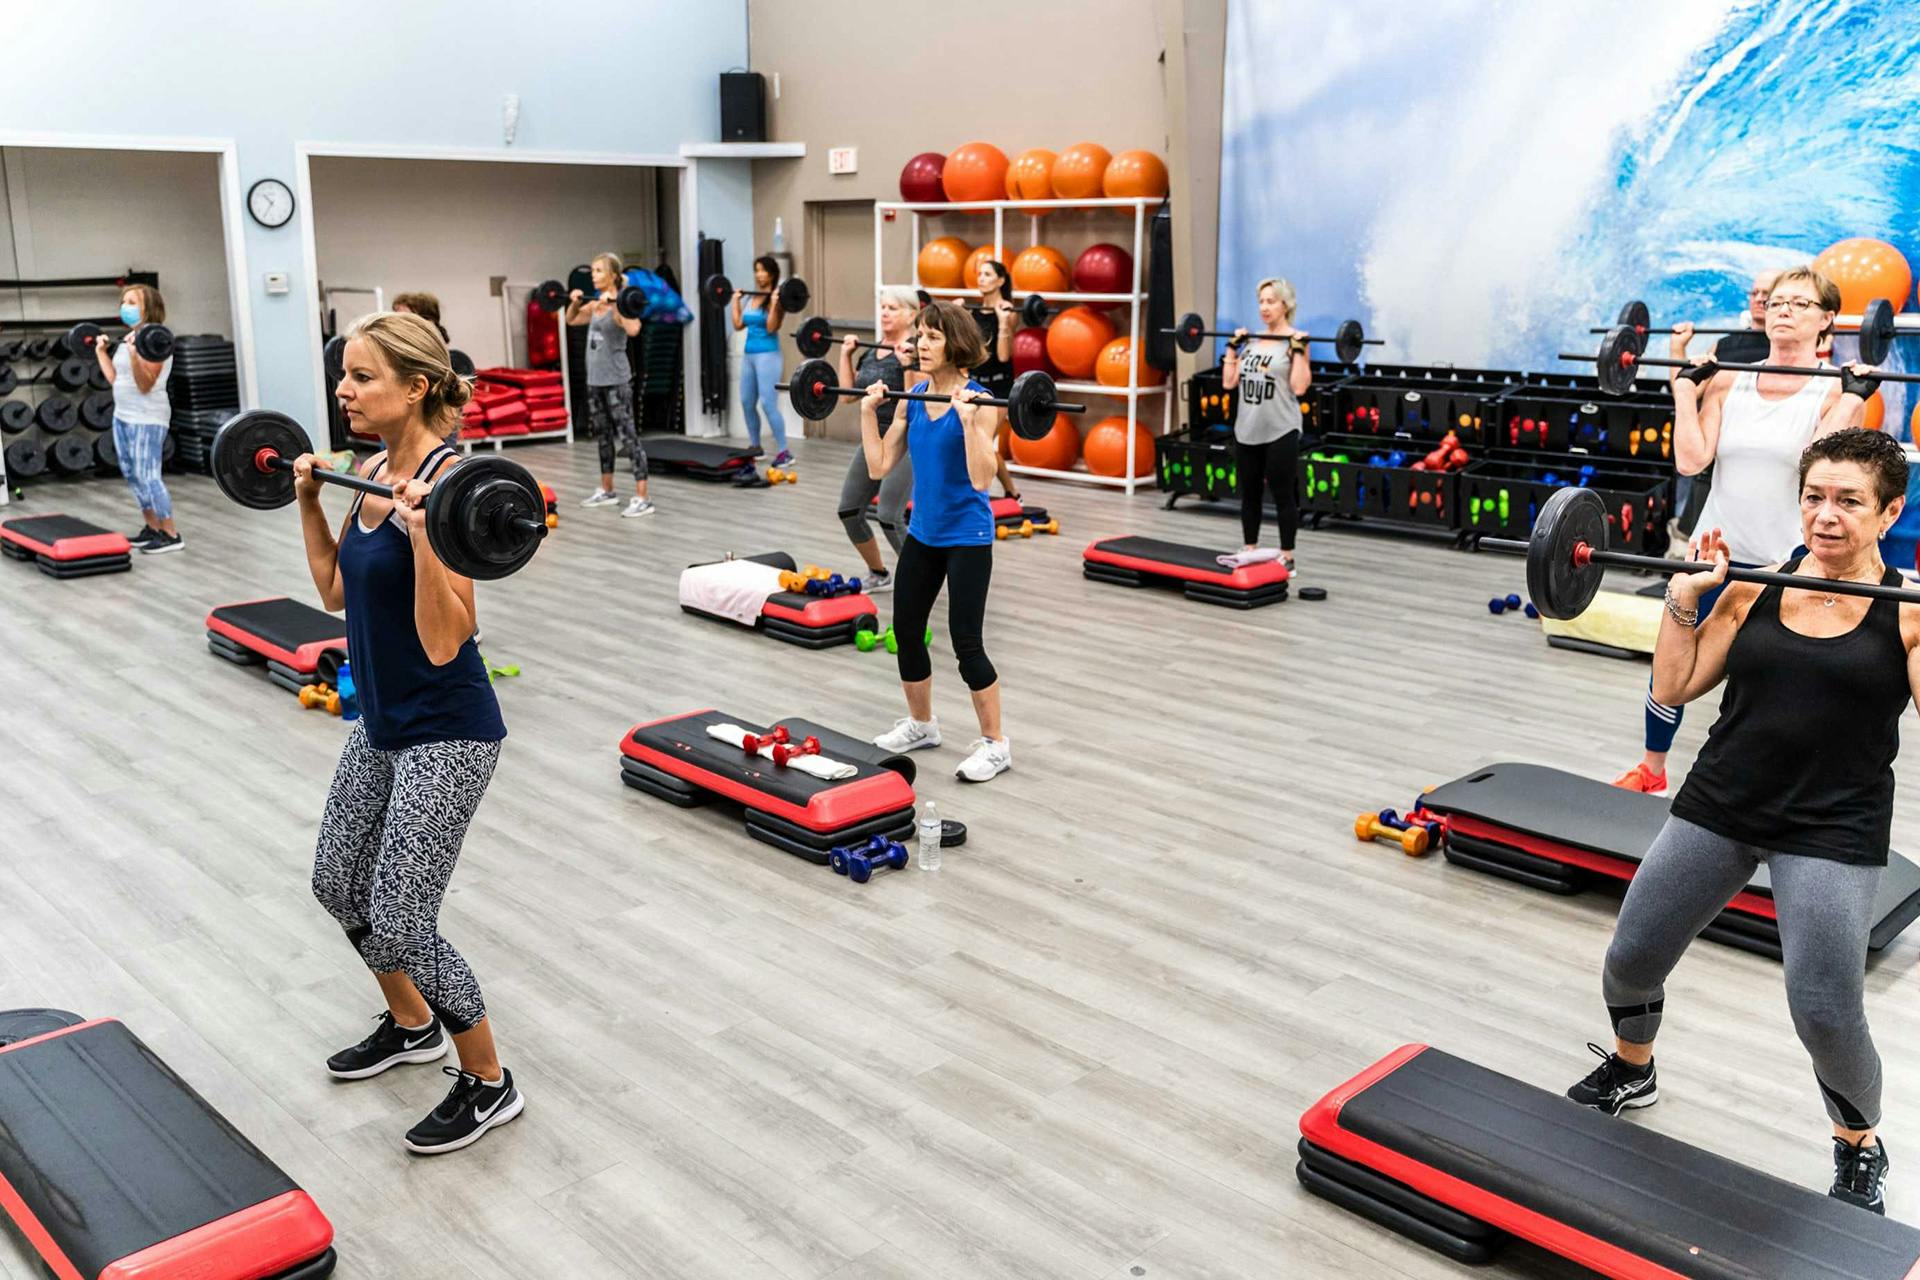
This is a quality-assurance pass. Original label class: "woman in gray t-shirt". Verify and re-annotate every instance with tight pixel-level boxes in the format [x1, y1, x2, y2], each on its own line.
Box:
[1220, 276, 1310, 569]
[570, 252, 652, 517]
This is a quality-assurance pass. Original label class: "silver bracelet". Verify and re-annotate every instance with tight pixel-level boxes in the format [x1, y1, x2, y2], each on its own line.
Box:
[1663, 588, 1699, 626]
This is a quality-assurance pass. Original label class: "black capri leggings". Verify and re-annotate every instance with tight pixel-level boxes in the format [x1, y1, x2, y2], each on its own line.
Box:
[890, 536, 996, 690]
[1236, 433, 1300, 550]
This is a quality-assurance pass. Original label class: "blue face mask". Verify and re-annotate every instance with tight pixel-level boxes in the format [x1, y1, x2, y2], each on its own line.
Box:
[119, 303, 141, 326]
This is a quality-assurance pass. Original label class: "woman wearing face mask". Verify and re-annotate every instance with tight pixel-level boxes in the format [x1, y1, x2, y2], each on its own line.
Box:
[571, 253, 653, 517]
[733, 255, 791, 467]
[835, 286, 920, 591]
[95, 285, 180, 553]
[1569, 427, 1914, 1216]
[1221, 277, 1310, 571]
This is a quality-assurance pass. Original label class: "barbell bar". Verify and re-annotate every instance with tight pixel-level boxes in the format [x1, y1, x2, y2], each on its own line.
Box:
[1595, 298, 1915, 365]
[1164, 311, 1381, 363]
[1563, 325, 1920, 398]
[775, 357, 1085, 441]
[704, 273, 811, 314]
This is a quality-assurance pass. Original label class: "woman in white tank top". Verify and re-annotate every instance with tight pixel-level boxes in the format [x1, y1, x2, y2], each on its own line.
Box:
[1615, 265, 1881, 796]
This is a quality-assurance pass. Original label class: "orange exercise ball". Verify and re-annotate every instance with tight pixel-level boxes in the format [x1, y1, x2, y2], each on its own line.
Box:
[1051, 142, 1112, 200]
[996, 420, 1013, 459]
[917, 236, 972, 289]
[1082, 416, 1155, 477]
[941, 142, 1010, 205]
[1813, 237, 1912, 316]
[962, 244, 1004, 291]
[1005, 148, 1057, 202]
[1046, 306, 1118, 379]
[1862, 390, 1885, 430]
[1103, 149, 1169, 199]
[1010, 245, 1071, 294]
[1008, 416, 1080, 471]
[1094, 336, 1164, 388]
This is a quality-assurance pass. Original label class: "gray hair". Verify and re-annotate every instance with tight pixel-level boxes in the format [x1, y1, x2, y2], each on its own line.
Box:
[1256, 277, 1297, 320]
[878, 285, 921, 312]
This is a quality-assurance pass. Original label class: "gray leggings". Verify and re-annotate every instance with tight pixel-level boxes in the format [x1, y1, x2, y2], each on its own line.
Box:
[1605, 814, 1883, 1128]
[838, 446, 911, 554]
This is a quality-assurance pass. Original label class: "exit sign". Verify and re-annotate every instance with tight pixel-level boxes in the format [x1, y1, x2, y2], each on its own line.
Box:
[828, 147, 858, 175]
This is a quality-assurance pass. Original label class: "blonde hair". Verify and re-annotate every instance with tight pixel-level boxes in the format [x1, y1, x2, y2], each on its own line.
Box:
[1770, 265, 1843, 344]
[592, 252, 626, 284]
[1255, 277, 1297, 321]
[343, 311, 473, 432]
[123, 283, 166, 326]
[878, 285, 920, 312]
[915, 299, 988, 372]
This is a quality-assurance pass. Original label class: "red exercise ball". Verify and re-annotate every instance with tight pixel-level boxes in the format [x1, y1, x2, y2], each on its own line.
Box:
[1813, 237, 1912, 316]
[1051, 142, 1112, 200]
[1094, 336, 1163, 388]
[1010, 245, 1071, 294]
[1008, 416, 1080, 471]
[1005, 148, 1057, 201]
[899, 152, 946, 203]
[1082, 416, 1155, 477]
[1012, 326, 1053, 376]
[916, 236, 972, 289]
[1072, 243, 1134, 305]
[1103, 150, 1169, 199]
[942, 142, 1010, 205]
[1045, 305, 1118, 379]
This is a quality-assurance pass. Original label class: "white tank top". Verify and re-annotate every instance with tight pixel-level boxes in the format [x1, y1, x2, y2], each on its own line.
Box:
[1694, 368, 1828, 564]
[110, 335, 173, 427]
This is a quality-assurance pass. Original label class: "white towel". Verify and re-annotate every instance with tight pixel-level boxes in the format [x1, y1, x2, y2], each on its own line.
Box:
[705, 722, 858, 781]
[678, 559, 786, 626]
[1216, 547, 1281, 569]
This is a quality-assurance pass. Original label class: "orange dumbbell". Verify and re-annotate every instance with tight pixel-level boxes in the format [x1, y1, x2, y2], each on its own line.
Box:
[1353, 811, 1429, 857]
[1028, 518, 1060, 535]
[767, 466, 799, 484]
[298, 684, 342, 716]
[996, 520, 1034, 540]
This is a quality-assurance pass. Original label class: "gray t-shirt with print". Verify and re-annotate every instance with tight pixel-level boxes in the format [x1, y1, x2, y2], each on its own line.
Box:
[585, 305, 633, 387]
[1233, 339, 1302, 445]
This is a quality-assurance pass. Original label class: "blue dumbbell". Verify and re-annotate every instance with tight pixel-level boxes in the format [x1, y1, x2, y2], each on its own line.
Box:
[1488, 593, 1522, 615]
[830, 836, 908, 883]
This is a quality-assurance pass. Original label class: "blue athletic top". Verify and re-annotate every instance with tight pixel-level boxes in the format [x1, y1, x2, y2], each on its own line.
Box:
[741, 304, 778, 355]
[904, 381, 994, 547]
[340, 446, 506, 751]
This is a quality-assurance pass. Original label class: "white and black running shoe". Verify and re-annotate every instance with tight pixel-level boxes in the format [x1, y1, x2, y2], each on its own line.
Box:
[1565, 1042, 1658, 1115]
[405, 1067, 524, 1155]
[326, 1011, 448, 1080]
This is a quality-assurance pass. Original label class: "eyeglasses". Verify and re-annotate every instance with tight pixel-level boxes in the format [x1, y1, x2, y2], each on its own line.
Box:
[1765, 297, 1824, 314]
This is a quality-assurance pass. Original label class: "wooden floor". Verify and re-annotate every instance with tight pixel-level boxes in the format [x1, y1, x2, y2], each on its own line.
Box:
[1, 435, 1915, 1279]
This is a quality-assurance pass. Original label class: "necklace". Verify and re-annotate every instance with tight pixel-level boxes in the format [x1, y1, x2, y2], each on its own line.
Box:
[1817, 559, 1883, 607]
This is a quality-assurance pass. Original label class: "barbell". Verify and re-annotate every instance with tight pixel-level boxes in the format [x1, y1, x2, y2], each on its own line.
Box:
[1564, 325, 1920, 397]
[704, 273, 811, 313]
[531, 278, 647, 319]
[905, 292, 1052, 328]
[324, 336, 476, 384]
[776, 358, 1086, 440]
[210, 410, 549, 580]
[1165, 312, 1381, 363]
[1595, 298, 1916, 365]
[66, 321, 175, 363]
[1485, 486, 1920, 621]
[794, 316, 896, 360]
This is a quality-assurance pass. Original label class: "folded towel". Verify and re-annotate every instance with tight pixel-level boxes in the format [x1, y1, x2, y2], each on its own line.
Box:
[1216, 547, 1282, 569]
[679, 559, 785, 626]
[705, 722, 858, 780]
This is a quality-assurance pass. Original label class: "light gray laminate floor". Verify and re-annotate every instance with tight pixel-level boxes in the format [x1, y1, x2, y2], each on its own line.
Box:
[0, 435, 1914, 1279]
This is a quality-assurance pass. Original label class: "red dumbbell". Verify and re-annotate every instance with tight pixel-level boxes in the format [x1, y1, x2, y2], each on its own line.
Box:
[742, 726, 792, 753]
[772, 735, 822, 766]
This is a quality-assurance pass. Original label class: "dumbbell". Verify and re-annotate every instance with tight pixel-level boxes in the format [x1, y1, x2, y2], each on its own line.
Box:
[766, 466, 798, 484]
[829, 835, 909, 883]
[804, 574, 863, 597]
[66, 321, 174, 362]
[1390, 807, 1445, 847]
[1354, 811, 1430, 857]
[1487, 594, 1539, 618]
[298, 685, 342, 715]
[741, 726, 792, 753]
[771, 735, 821, 767]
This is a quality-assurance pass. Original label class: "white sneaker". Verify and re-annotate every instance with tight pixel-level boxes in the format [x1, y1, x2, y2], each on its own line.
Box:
[955, 737, 1012, 783]
[874, 716, 941, 752]
[581, 489, 617, 507]
[621, 498, 656, 518]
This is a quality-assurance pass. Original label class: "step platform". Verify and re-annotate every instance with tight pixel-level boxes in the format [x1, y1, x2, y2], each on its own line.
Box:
[1297, 1044, 1920, 1278]
[1419, 762, 1920, 959]
[640, 435, 758, 480]
[1082, 536, 1289, 608]
[618, 709, 917, 863]
[0, 1008, 337, 1279]
[680, 552, 880, 649]
[206, 598, 347, 693]
[873, 494, 1049, 528]
[0, 515, 131, 578]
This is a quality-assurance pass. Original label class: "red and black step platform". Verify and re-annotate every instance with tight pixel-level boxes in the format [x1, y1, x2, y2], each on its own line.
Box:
[0, 1007, 337, 1280]
[0, 515, 131, 578]
[875, 494, 1049, 528]
[681, 552, 880, 649]
[1082, 536, 1289, 608]
[205, 598, 347, 693]
[641, 434, 759, 480]
[619, 709, 916, 863]
[1420, 763, 1920, 960]
[1297, 1044, 1920, 1277]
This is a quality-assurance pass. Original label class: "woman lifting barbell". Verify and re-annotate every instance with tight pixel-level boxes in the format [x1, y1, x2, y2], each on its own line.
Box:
[94, 283, 181, 554]
[1220, 277, 1310, 572]
[572, 252, 654, 518]
[970, 257, 1019, 401]
[862, 301, 1014, 783]
[733, 254, 793, 467]
[293, 311, 523, 1156]
[836, 286, 920, 591]
[1569, 427, 1914, 1216]
[1615, 265, 1873, 796]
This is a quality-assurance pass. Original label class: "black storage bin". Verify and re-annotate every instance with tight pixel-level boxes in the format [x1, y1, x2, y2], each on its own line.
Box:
[1491, 371, 1673, 459]
[1329, 365, 1520, 447]
[1458, 453, 1673, 553]
[1156, 427, 1237, 505]
[1300, 433, 1457, 529]
[1185, 367, 1236, 433]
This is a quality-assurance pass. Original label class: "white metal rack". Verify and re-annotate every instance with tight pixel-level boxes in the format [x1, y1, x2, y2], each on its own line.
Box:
[874, 196, 1170, 494]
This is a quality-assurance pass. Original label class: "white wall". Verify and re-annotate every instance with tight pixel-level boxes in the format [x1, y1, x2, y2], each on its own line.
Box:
[0, 0, 750, 432]
[310, 157, 665, 371]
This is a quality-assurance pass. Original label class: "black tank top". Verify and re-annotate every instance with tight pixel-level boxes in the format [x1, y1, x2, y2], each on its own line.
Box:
[973, 306, 1013, 396]
[1671, 557, 1910, 864]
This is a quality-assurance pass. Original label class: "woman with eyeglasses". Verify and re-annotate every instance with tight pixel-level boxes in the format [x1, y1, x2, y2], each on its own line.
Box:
[1613, 264, 1879, 796]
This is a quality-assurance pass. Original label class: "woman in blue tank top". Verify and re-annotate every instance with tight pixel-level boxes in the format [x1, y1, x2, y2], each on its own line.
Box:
[292, 311, 523, 1156]
[732, 254, 792, 466]
[858, 300, 1013, 783]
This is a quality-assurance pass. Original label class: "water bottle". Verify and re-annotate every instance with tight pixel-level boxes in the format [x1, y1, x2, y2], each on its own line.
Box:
[336, 660, 359, 722]
[771, 216, 787, 254]
[917, 799, 941, 872]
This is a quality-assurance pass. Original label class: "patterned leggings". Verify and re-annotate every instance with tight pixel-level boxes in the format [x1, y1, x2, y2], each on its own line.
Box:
[112, 417, 172, 520]
[589, 383, 648, 480]
[312, 721, 501, 1032]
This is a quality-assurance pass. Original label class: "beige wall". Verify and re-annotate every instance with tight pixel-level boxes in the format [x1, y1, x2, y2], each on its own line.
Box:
[747, 0, 1225, 440]
[309, 157, 669, 371]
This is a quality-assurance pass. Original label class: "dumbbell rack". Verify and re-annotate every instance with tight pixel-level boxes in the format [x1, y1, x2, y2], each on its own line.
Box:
[873, 196, 1171, 495]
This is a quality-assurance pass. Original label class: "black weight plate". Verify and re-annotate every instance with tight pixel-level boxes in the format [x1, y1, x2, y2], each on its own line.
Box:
[615, 285, 648, 320]
[211, 410, 308, 510]
[0, 366, 13, 398]
[1616, 299, 1650, 335]
[94, 432, 118, 469]
[703, 273, 733, 307]
[88, 363, 109, 391]
[450, 347, 476, 378]
[4, 439, 46, 478]
[1299, 586, 1328, 601]
[80, 392, 113, 430]
[0, 339, 23, 360]
[1006, 370, 1060, 441]
[795, 316, 834, 359]
[424, 454, 545, 580]
[777, 277, 811, 312]
[1528, 486, 1609, 621]
[51, 435, 93, 474]
[1858, 297, 1896, 366]
[0, 1007, 83, 1048]
[1020, 294, 1050, 327]
[1174, 312, 1206, 353]
[25, 337, 57, 360]
[324, 334, 347, 383]
[785, 358, 841, 420]
[52, 358, 90, 393]
[1333, 319, 1365, 365]
[37, 398, 77, 434]
[133, 324, 175, 361]
[941, 819, 968, 848]
[531, 279, 568, 313]
[65, 321, 104, 357]
[0, 399, 30, 434]
[1595, 325, 1639, 396]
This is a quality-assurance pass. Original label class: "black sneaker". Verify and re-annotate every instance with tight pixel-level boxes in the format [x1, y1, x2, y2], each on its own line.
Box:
[139, 531, 184, 555]
[128, 527, 158, 547]
[1831, 1136, 1890, 1214]
[405, 1066, 524, 1155]
[1566, 1042, 1658, 1115]
[326, 1011, 448, 1080]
